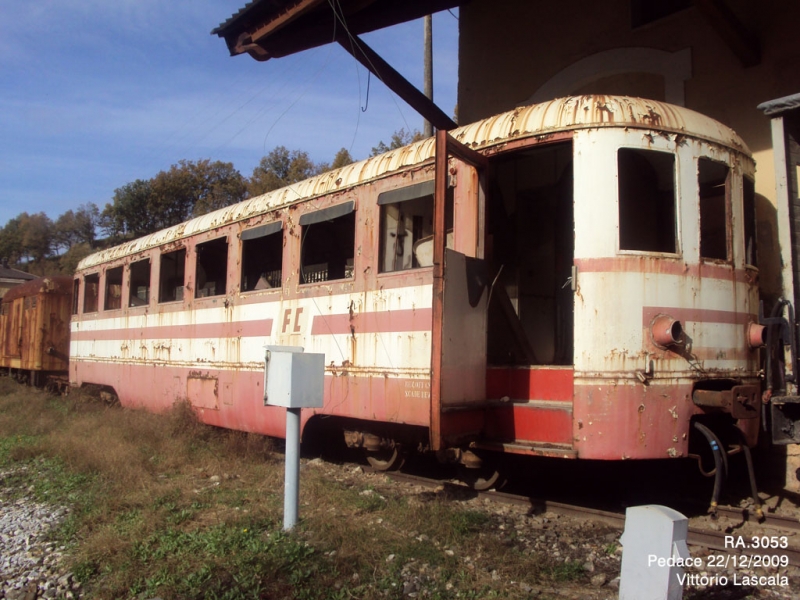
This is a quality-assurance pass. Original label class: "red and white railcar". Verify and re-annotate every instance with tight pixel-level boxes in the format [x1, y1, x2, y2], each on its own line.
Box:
[70, 95, 763, 482]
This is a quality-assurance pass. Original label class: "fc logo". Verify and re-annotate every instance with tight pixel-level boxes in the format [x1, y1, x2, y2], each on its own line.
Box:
[281, 307, 307, 334]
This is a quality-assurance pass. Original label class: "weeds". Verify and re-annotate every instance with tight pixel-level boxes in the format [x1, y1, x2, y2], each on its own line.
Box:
[0, 377, 600, 599]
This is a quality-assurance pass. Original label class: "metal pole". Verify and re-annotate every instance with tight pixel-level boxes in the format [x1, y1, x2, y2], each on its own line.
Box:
[284, 407, 301, 530]
[423, 14, 433, 138]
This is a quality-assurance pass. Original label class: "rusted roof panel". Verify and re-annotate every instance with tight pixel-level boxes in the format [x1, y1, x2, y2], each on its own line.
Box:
[2, 276, 74, 303]
[77, 96, 750, 271]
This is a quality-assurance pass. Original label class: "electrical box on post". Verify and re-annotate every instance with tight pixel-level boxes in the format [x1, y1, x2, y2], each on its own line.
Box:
[264, 345, 324, 409]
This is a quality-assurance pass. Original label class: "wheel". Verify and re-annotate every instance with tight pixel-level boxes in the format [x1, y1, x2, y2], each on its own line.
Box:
[460, 466, 506, 491]
[366, 447, 405, 471]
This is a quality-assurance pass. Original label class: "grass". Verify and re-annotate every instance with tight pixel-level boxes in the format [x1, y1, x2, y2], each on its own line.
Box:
[0, 377, 593, 599]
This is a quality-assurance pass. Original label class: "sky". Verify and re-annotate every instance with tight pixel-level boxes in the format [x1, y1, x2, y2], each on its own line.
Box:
[0, 1, 459, 228]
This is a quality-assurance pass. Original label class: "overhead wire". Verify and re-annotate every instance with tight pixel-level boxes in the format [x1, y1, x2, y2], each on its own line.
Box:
[326, 0, 414, 135]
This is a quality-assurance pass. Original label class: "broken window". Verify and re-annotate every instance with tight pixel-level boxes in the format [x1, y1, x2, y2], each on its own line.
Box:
[618, 148, 677, 253]
[195, 237, 228, 298]
[743, 177, 757, 267]
[83, 273, 99, 313]
[378, 181, 452, 272]
[159, 248, 186, 303]
[241, 222, 283, 292]
[104, 266, 123, 311]
[300, 202, 355, 284]
[129, 258, 151, 307]
[699, 158, 730, 261]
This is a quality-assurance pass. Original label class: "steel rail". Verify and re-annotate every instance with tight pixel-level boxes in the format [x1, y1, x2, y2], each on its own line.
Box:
[383, 471, 800, 567]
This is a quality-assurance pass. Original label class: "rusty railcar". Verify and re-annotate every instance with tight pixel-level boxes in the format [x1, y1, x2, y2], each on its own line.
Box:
[70, 95, 772, 500]
[0, 276, 72, 387]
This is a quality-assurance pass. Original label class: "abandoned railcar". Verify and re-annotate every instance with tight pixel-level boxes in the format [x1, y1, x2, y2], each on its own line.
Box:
[0, 276, 72, 387]
[69, 95, 766, 493]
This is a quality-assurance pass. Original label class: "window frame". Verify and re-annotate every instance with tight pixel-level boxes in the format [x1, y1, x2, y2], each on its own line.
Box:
[697, 156, 732, 264]
[158, 247, 187, 304]
[240, 221, 284, 294]
[616, 146, 681, 257]
[298, 201, 356, 285]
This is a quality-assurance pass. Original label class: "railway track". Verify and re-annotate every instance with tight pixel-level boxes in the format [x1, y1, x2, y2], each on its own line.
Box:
[383, 471, 800, 567]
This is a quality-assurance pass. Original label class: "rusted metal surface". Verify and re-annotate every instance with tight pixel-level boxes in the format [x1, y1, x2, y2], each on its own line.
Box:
[76, 96, 748, 272]
[0, 276, 72, 374]
[69, 95, 761, 472]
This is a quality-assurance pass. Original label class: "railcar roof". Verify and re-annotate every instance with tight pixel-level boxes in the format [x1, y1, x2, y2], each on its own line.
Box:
[2, 276, 74, 303]
[77, 95, 750, 272]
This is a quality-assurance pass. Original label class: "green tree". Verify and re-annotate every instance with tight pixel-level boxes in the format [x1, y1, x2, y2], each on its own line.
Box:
[59, 242, 94, 275]
[100, 179, 155, 239]
[54, 203, 99, 253]
[370, 128, 425, 157]
[331, 148, 355, 170]
[19, 212, 53, 263]
[247, 146, 322, 197]
[0, 216, 24, 264]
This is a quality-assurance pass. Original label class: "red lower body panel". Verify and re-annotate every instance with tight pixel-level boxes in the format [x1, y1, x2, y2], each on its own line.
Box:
[70, 360, 430, 439]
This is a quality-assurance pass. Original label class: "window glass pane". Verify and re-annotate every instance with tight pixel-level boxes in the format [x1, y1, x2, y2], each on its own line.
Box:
[104, 266, 123, 310]
[241, 227, 282, 291]
[129, 259, 151, 307]
[699, 158, 730, 261]
[159, 248, 186, 303]
[618, 148, 677, 253]
[300, 209, 355, 283]
[83, 273, 99, 313]
[195, 237, 228, 298]
[743, 177, 757, 267]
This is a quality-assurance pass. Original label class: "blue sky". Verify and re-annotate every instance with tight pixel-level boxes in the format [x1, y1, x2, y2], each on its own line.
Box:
[0, 1, 459, 228]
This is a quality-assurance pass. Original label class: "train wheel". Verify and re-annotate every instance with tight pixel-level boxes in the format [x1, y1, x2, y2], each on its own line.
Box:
[366, 447, 405, 471]
[460, 465, 506, 491]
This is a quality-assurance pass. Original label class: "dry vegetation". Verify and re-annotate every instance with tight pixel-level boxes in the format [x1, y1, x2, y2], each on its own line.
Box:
[0, 378, 607, 600]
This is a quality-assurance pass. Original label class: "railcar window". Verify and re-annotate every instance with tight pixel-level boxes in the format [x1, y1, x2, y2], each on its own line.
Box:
[618, 148, 677, 253]
[241, 222, 282, 292]
[195, 237, 228, 298]
[104, 266, 123, 311]
[300, 202, 355, 284]
[129, 259, 150, 307]
[699, 158, 730, 261]
[83, 273, 99, 313]
[72, 279, 79, 315]
[159, 248, 186, 303]
[743, 177, 757, 267]
[378, 181, 454, 272]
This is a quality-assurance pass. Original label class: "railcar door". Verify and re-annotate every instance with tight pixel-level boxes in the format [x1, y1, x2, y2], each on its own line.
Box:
[3, 297, 23, 365]
[430, 130, 489, 451]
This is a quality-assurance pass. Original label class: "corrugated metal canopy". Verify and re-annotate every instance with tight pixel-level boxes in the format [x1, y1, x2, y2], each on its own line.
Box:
[212, 0, 462, 130]
[212, 0, 463, 61]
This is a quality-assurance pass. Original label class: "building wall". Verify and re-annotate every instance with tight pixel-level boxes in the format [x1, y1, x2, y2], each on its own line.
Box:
[458, 0, 800, 193]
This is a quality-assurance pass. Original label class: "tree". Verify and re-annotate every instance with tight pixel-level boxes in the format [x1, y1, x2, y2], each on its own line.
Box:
[190, 160, 247, 216]
[99, 161, 246, 239]
[370, 128, 425, 157]
[247, 146, 323, 197]
[17, 212, 53, 263]
[331, 148, 355, 170]
[0, 216, 24, 264]
[100, 179, 155, 239]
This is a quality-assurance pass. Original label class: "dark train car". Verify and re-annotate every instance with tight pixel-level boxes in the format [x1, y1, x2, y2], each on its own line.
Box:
[0, 276, 73, 387]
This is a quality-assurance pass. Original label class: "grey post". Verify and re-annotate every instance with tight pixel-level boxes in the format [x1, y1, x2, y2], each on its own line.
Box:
[619, 505, 690, 600]
[264, 346, 325, 530]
